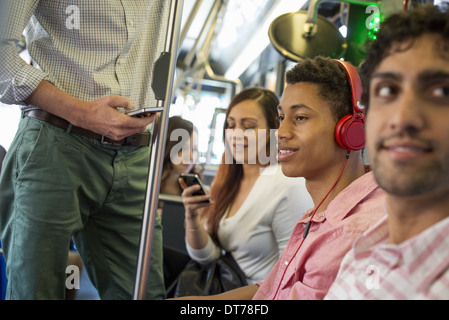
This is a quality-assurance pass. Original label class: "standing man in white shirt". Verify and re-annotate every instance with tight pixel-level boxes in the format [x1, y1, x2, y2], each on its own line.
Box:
[326, 4, 449, 299]
[0, 1, 169, 299]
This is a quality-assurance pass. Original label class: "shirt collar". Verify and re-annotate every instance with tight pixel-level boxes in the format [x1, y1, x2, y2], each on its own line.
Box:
[352, 212, 389, 258]
[300, 171, 380, 226]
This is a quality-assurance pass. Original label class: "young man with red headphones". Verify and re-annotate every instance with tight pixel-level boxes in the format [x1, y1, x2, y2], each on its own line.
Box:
[251, 57, 385, 300]
[326, 4, 449, 299]
[174, 56, 386, 300]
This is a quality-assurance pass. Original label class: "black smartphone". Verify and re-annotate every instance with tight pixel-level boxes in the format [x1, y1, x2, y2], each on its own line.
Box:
[180, 173, 210, 202]
[126, 107, 164, 117]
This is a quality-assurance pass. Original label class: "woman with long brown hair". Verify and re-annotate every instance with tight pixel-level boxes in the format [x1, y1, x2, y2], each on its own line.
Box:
[179, 87, 312, 285]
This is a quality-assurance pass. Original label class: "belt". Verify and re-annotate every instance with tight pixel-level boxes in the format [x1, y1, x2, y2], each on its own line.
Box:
[24, 109, 150, 146]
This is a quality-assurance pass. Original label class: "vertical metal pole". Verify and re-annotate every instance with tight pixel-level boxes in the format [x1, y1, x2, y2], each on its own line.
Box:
[178, 0, 204, 45]
[174, 0, 222, 91]
[133, 0, 183, 300]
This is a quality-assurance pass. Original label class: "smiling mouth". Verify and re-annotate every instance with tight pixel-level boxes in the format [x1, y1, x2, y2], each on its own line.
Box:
[279, 149, 294, 155]
[277, 147, 298, 161]
[384, 146, 431, 152]
[380, 138, 433, 160]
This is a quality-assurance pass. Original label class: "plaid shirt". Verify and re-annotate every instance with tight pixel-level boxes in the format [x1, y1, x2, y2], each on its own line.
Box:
[0, 0, 169, 111]
[325, 214, 449, 299]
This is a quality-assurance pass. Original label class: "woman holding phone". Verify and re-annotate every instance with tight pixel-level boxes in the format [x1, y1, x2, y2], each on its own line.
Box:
[160, 116, 203, 196]
[179, 87, 313, 287]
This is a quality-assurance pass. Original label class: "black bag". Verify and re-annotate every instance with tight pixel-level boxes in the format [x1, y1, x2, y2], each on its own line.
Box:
[166, 251, 247, 298]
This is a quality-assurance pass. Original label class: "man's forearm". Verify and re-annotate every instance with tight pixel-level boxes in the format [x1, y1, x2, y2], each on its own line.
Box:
[24, 80, 88, 126]
[23, 80, 156, 140]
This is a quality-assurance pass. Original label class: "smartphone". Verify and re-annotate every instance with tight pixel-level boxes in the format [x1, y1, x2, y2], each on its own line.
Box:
[126, 107, 164, 117]
[180, 173, 210, 202]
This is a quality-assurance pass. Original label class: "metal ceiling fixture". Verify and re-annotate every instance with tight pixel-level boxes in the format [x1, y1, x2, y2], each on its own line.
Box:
[175, 0, 242, 98]
[268, 0, 381, 61]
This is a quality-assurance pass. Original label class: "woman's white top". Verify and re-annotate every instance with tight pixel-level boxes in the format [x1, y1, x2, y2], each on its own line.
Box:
[186, 165, 313, 284]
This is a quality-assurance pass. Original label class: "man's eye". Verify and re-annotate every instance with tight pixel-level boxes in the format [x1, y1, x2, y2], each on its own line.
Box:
[432, 86, 449, 98]
[377, 86, 395, 97]
[278, 115, 284, 122]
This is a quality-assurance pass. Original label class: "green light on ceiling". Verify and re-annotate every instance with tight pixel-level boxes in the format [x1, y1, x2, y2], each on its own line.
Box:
[367, 12, 382, 41]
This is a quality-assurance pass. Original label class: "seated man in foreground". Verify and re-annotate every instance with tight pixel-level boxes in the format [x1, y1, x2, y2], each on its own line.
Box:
[326, 4, 449, 300]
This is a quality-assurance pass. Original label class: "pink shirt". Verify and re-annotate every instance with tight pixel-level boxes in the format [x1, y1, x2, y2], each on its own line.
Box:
[325, 214, 449, 299]
[253, 171, 386, 300]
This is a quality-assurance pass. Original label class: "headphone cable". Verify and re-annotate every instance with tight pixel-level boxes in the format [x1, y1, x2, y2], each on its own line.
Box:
[271, 151, 351, 299]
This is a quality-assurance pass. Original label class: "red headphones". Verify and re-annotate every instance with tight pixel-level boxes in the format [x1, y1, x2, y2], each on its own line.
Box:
[272, 60, 363, 299]
[333, 60, 365, 151]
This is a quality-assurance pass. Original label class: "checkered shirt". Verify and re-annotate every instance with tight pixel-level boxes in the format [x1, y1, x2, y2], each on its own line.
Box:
[0, 0, 169, 112]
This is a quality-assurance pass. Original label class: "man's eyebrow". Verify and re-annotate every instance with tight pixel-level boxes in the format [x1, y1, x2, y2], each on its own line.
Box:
[371, 72, 403, 81]
[418, 70, 449, 83]
[372, 70, 449, 83]
[277, 104, 312, 112]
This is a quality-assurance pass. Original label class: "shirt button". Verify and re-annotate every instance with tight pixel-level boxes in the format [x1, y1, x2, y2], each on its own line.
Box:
[285, 261, 289, 266]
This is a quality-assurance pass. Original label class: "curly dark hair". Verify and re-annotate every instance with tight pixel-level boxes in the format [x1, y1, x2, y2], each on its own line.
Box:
[360, 4, 449, 108]
[285, 56, 353, 122]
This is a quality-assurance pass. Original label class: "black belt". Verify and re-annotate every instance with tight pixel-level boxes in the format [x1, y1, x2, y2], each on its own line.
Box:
[24, 109, 150, 146]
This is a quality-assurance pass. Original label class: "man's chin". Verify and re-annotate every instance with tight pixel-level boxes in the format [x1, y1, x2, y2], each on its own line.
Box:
[280, 163, 301, 178]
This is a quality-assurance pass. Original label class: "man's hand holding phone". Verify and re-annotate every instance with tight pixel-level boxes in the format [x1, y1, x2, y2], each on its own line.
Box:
[126, 107, 164, 118]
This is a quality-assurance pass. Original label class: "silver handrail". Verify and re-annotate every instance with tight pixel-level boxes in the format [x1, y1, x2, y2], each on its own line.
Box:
[133, 0, 184, 300]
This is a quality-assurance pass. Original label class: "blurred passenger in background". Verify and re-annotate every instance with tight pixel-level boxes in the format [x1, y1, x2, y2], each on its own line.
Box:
[160, 116, 203, 294]
[160, 116, 202, 196]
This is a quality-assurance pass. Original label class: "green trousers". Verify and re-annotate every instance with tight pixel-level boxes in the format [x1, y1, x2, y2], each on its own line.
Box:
[0, 115, 165, 300]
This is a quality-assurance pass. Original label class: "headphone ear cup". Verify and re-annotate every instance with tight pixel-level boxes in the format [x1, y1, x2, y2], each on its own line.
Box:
[335, 115, 366, 151]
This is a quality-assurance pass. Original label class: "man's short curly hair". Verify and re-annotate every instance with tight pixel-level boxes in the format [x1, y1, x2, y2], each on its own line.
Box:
[285, 56, 353, 123]
[360, 4, 449, 108]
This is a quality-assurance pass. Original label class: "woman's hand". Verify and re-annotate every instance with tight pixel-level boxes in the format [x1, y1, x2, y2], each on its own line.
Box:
[179, 178, 213, 250]
[178, 178, 212, 220]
